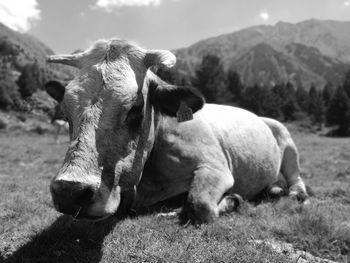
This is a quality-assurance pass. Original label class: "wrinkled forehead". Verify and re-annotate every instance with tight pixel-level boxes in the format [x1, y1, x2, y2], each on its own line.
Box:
[63, 68, 139, 112]
[63, 41, 147, 106]
[77, 39, 146, 70]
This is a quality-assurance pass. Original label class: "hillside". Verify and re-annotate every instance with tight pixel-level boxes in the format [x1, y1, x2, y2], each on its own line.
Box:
[0, 23, 77, 110]
[174, 19, 350, 88]
[0, 22, 76, 82]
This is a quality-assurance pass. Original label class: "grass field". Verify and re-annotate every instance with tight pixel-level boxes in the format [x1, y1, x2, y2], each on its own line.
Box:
[0, 127, 349, 263]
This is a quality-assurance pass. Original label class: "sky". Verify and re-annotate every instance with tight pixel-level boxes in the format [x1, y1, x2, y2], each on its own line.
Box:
[0, 0, 350, 54]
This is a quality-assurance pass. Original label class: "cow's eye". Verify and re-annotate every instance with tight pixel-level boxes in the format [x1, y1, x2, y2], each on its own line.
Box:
[125, 104, 143, 132]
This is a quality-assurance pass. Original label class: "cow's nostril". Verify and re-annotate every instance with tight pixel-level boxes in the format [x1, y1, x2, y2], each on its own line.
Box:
[75, 187, 95, 206]
[51, 179, 96, 216]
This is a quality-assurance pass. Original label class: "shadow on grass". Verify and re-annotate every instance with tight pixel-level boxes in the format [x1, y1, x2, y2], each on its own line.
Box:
[1, 215, 120, 263]
[1, 193, 187, 263]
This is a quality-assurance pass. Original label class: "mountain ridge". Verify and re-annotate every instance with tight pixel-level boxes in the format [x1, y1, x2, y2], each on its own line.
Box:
[173, 19, 350, 88]
[1, 19, 350, 91]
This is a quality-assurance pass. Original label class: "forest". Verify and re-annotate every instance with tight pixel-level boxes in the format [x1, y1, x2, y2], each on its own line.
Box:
[159, 54, 350, 136]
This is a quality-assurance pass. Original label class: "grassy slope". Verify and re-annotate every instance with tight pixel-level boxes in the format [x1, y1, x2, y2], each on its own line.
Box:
[0, 129, 349, 263]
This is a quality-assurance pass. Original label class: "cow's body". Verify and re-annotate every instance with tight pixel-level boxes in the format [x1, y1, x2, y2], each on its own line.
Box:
[46, 39, 307, 223]
[134, 104, 304, 214]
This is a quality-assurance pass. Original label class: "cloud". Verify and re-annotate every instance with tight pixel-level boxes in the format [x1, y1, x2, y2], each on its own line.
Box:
[259, 10, 270, 22]
[94, 0, 161, 10]
[0, 0, 41, 32]
[344, 1, 350, 6]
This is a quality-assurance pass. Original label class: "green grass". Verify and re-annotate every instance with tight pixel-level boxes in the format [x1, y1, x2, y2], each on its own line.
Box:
[0, 129, 349, 263]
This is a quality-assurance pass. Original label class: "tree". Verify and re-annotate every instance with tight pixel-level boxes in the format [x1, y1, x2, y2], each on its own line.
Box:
[270, 83, 299, 121]
[296, 85, 310, 112]
[261, 87, 283, 119]
[0, 83, 14, 109]
[0, 76, 21, 110]
[17, 62, 43, 99]
[326, 86, 350, 135]
[308, 84, 317, 113]
[241, 84, 265, 115]
[343, 69, 350, 98]
[192, 54, 226, 103]
[322, 82, 334, 107]
[308, 84, 325, 126]
[281, 82, 299, 121]
[226, 70, 243, 102]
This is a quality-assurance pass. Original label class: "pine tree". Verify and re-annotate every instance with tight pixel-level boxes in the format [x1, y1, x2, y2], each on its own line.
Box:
[241, 84, 265, 115]
[261, 87, 282, 119]
[226, 70, 243, 102]
[192, 54, 226, 103]
[308, 84, 325, 126]
[296, 85, 310, 112]
[343, 69, 350, 98]
[308, 84, 317, 114]
[326, 86, 350, 135]
[322, 82, 334, 107]
[270, 83, 298, 121]
[281, 82, 299, 121]
[17, 62, 42, 99]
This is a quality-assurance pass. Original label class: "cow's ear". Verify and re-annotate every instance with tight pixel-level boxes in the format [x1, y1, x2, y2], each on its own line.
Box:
[149, 81, 205, 117]
[144, 50, 176, 69]
[45, 81, 65, 102]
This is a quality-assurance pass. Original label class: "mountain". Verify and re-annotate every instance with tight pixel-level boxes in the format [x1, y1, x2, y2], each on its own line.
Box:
[0, 22, 77, 109]
[174, 19, 350, 88]
[0, 22, 75, 85]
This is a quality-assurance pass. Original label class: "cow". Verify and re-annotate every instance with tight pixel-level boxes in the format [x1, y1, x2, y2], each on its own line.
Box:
[46, 39, 308, 223]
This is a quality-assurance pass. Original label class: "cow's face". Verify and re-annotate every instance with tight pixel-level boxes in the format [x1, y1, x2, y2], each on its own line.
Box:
[46, 39, 204, 220]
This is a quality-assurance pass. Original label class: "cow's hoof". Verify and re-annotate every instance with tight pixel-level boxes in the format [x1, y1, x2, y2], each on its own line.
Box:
[289, 191, 308, 203]
[302, 198, 311, 207]
[269, 186, 285, 197]
[156, 211, 178, 218]
[229, 194, 243, 211]
[218, 193, 244, 214]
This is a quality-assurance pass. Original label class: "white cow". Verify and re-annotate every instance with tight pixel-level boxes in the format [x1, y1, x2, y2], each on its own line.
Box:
[46, 39, 308, 223]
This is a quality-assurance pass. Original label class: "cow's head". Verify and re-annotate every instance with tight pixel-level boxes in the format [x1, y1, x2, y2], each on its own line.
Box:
[46, 39, 204, 220]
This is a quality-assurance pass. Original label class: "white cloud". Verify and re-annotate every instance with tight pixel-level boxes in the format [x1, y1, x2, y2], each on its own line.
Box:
[344, 1, 350, 6]
[0, 0, 41, 32]
[259, 10, 270, 22]
[94, 0, 161, 10]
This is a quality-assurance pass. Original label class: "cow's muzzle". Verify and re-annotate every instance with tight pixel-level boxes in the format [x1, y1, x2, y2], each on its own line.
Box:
[50, 178, 98, 219]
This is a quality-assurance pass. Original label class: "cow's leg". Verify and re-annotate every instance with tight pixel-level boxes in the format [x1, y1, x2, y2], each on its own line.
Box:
[281, 142, 308, 201]
[267, 172, 287, 198]
[183, 166, 233, 223]
[261, 118, 308, 201]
